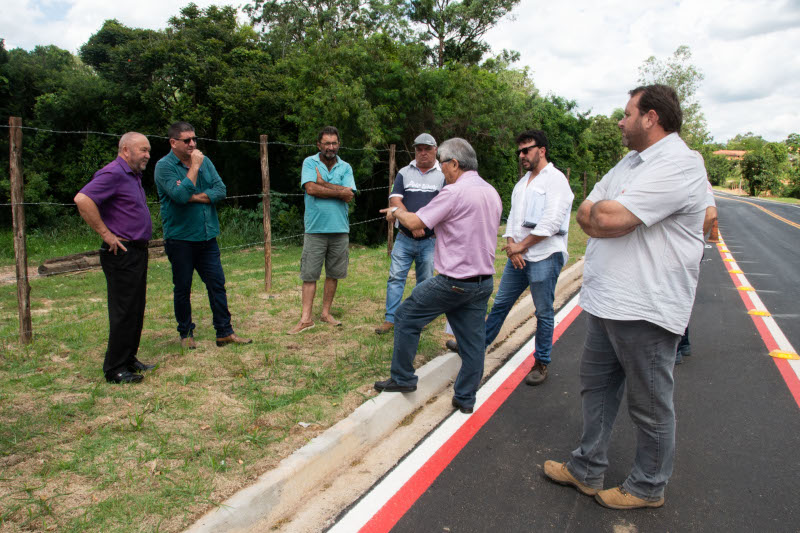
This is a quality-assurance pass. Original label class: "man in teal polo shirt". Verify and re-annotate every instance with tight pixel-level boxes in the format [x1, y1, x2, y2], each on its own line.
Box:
[154, 121, 252, 349]
[289, 126, 356, 334]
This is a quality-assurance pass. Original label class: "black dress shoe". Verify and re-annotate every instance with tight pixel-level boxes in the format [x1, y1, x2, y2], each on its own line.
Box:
[451, 397, 474, 414]
[130, 360, 157, 372]
[374, 378, 417, 393]
[106, 370, 144, 384]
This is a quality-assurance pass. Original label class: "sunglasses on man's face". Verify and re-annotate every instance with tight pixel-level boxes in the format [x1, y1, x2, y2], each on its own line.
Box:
[175, 137, 198, 145]
[516, 145, 539, 156]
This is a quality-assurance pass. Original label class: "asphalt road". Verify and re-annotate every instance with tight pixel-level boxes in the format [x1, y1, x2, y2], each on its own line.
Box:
[374, 194, 800, 533]
[713, 192, 800, 350]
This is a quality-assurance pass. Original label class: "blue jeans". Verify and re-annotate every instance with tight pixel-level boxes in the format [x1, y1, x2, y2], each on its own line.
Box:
[390, 274, 493, 409]
[164, 238, 234, 338]
[567, 313, 680, 501]
[384, 233, 436, 323]
[484, 253, 564, 364]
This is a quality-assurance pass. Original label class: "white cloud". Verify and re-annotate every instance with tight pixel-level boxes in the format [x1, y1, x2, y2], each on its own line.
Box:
[486, 0, 800, 142]
[1, 0, 223, 53]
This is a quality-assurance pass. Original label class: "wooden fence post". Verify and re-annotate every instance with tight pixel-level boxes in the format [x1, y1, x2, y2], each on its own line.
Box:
[566, 167, 571, 181]
[387, 144, 396, 255]
[260, 135, 272, 292]
[9, 117, 32, 344]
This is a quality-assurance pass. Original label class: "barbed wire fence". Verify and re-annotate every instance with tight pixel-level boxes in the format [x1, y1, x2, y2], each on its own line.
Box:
[2, 118, 417, 344]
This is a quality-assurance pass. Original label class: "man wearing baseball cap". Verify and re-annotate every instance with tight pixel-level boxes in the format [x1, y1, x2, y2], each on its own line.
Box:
[375, 133, 445, 335]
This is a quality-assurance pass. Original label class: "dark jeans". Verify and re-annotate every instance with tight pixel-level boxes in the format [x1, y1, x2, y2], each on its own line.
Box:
[390, 274, 493, 409]
[100, 242, 148, 375]
[164, 238, 233, 338]
[677, 327, 690, 354]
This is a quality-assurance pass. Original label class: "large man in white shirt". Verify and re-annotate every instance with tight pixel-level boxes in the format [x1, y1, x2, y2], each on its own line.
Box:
[484, 129, 573, 386]
[544, 85, 708, 510]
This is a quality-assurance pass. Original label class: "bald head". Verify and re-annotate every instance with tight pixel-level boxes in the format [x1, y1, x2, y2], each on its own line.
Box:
[119, 132, 147, 152]
[118, 132, 151, 174]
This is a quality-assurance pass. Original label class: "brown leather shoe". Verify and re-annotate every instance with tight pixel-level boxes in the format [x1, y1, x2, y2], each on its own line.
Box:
[595, 486, 665, 509]
[216, 333, 253, 347]
[525, 361, 548, 386]
[544, 460, 600, 496]
[181, 337, 196, 350]
[374, 321, 394, 335]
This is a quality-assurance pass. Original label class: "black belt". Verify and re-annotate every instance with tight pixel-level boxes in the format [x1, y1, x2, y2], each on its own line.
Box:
[104, 240, 149, 250]
[440, 274, 492, 283]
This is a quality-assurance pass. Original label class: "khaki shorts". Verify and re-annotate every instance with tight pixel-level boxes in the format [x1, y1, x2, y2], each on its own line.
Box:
[300, 233, 349, 281]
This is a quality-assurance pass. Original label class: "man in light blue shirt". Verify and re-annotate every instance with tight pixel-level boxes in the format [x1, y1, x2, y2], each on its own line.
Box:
[289, 126, 356, 334]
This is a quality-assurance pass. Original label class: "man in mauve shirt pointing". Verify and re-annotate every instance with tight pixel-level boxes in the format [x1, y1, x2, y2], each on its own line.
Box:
[373, 137, 502, 414]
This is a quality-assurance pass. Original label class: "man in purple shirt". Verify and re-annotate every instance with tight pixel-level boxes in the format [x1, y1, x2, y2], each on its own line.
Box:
[74, 132, 156, 384]
[374, 138, 502, 413]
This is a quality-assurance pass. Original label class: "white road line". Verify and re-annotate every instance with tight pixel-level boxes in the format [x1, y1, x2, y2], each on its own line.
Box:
[717, 238, 799, 373]
[329, 294, 583, 532]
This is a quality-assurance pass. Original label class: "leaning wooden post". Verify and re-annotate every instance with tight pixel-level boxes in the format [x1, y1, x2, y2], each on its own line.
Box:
[9, 117, 32, 344]
[260, 135, 272, 292]
[566, 167, 571, 181]
[387, 144, 396, 255]
[583, 171, 588, 200]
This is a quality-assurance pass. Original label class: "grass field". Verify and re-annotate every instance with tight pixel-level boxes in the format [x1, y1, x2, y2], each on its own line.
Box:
[0, 216, 588, 532]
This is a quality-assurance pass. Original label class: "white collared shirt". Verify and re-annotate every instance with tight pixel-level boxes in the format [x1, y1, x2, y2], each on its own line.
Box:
[581, 133, 708, 334]
[504, 162, 574, 263]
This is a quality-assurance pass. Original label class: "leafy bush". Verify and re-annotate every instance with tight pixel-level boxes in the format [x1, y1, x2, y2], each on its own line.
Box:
[741, 143, 787, 197]
[703, 153, 735, 186]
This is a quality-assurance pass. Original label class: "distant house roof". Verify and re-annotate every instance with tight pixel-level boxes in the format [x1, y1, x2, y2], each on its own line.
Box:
[713, 150, 747, 160]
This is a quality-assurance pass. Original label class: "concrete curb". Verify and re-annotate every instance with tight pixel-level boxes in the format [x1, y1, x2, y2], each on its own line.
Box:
[185, 259, 584, 532]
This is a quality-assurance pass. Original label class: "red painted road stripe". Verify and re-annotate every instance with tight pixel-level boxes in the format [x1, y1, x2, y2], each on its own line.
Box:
[360, 303, 584, 533]
[716, 238, 800, 410]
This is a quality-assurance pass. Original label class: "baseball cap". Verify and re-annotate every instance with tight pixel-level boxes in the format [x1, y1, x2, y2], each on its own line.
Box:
[413, 133, 437, 147]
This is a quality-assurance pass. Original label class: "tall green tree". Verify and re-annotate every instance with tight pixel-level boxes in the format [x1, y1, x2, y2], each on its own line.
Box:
[583, 111, 624, 177]
[638, 45, 710, 149]
[244, 0, 409, 55]
[406, 0, 520, 67]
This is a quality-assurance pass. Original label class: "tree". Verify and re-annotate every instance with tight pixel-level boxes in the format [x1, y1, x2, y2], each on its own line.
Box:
[583, 111, 624, 177]
[638, 45, 710, 149]
[244, 0, 409, 55]
[740, 143, 785, 197]
[784, 133, 800, 157]
[726, 132, 767, 151]
[406, 0, 520, 67]
[700, 149, 735, 186]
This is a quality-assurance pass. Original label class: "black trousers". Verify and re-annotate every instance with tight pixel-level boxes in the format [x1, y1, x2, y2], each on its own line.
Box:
[100, 243, 148, 375]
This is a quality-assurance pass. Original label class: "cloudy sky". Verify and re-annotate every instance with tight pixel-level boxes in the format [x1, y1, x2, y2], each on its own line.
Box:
[2, 0, 799, 143]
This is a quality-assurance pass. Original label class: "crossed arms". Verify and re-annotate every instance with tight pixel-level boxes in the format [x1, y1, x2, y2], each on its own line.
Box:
[576, 199, 642, 238]
[304, 167, 354, 203]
